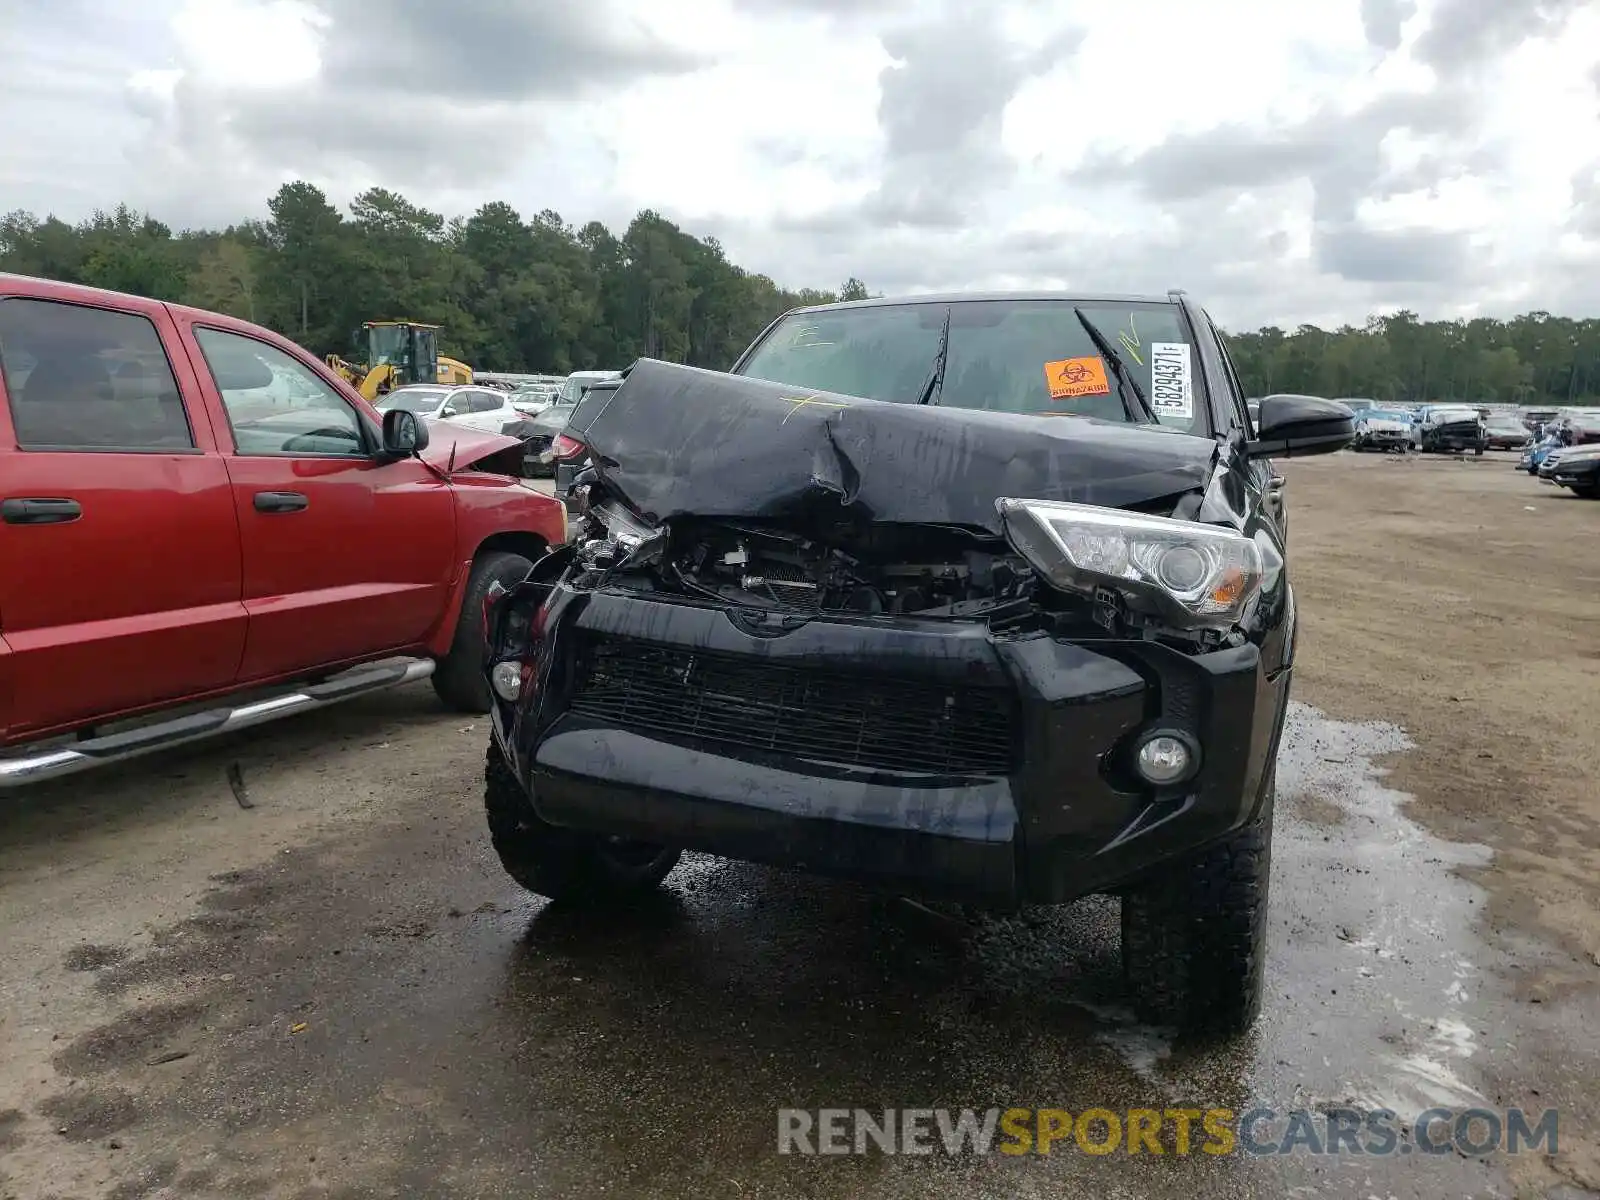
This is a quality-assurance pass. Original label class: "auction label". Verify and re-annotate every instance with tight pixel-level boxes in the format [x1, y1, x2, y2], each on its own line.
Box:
[1149, 342, 1193, 418]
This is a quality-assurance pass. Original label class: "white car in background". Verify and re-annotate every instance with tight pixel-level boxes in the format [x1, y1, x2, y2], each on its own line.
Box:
[510, 383, 561, 416]
[555, 369, 624, 404]
[374, 384, 521, 434]
[1351, 406, 1414, 453]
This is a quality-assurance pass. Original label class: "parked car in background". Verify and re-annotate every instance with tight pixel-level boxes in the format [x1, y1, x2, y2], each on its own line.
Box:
[1334, 397, 1378, 417]
[510, 383, 559, 416]
[501, 391, 579, 476]
[1537, 446, 1571, 481]
[1521, 431, 1564, 473]
[555, 369, 623, 405]
[1522, 408, 1559, 437]
[1566, 416, 1600, 448]
[0, 273, 567, 787]
[1547, 442, 1600, 498]
[1413, 404, 1486, 455]
[1351, 406, 1413, 452]
[484, 290, 1356, 1036]
[1482, 414, 1533, 451]
[375, 383, 521, 434]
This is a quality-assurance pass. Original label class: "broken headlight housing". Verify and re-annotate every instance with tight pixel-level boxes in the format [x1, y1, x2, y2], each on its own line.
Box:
[580, 499, 666, 571]
[995, 498, 1263, 631]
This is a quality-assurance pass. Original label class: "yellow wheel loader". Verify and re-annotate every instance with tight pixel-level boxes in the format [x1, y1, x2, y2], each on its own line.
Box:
[326, 321, 474, 401]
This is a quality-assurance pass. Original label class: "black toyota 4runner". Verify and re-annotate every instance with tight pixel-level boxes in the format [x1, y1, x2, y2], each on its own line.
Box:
[481, 291, 1352, 1035]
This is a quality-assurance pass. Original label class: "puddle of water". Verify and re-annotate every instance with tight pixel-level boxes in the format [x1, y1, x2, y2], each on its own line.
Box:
[1249, 701, 1494, 1113]
[1075, 701, 1499, 1120]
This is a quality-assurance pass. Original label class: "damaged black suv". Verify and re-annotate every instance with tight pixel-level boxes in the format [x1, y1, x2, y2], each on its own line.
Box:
[481, 291, 1353, 1035]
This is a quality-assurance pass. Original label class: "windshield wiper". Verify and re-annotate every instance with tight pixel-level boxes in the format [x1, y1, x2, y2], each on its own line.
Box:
[914, 305, 953, 405]
[1074, 308, 1157, 424]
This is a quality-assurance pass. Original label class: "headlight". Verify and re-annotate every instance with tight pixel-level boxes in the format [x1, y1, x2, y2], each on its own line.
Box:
[584, 499, 666, 568]
[995, 498, 1264, 630]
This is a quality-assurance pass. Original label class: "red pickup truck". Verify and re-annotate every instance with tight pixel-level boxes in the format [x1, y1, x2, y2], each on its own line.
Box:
[0, 274, 565, 788]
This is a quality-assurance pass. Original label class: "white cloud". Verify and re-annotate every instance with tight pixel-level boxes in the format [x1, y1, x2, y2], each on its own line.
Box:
[0, 0, 1596, 327]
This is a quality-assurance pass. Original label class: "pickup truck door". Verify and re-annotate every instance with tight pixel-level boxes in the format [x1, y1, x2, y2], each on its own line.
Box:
[177, 320, 457, 683]
[0, 289, 246, 737]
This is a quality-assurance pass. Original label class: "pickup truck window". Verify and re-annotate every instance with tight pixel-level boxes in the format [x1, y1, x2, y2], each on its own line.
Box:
[0, 297, 194, 451]
[194, 327, 367, 457]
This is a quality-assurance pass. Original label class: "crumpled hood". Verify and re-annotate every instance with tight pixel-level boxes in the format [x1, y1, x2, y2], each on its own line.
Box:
[418, 420, 524, 472]
[1361, 418, 1410, 433]
[566, 359, 1217, 537]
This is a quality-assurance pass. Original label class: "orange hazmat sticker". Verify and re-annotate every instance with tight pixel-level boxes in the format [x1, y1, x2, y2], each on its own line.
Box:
[1045, 356, 1111, 399]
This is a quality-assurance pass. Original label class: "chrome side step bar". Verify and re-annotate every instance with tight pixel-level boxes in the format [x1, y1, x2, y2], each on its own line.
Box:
[0, 658, 436, 789]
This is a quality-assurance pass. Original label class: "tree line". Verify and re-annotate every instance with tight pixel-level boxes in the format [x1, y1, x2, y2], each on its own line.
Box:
[2, 182, 1596, 406]
[0, 182, 868, 376]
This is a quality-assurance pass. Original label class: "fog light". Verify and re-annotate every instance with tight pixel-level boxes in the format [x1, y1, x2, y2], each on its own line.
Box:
[490, 661, 523, 702]
[1134, 733, 1197, 786]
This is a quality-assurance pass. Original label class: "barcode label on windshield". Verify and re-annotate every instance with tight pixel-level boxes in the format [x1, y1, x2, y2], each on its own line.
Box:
[1149, 342, 1193, 418]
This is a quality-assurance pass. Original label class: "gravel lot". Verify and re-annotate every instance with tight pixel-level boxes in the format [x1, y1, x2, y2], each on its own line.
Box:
[1, 451, 1596, 1200]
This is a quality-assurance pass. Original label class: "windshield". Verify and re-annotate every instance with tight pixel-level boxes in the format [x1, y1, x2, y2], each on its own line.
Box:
[375, 388, 446, 414]
[1430, 407, 1480, 422]
[1366, 409, 1410, 422]
[735, 299, 1207, 434]
[368, 324, 407, 366]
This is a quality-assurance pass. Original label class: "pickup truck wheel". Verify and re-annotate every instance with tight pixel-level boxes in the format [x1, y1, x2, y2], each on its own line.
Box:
[484, 743, 681, 903]
[1121, 788, 1273, 1037]
[432, 551, 536, 713]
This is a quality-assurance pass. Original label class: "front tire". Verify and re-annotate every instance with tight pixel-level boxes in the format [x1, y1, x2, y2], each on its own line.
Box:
[432, 550, 537, 713]
[1121, 789, 1273, 1036]
[484, 742, 681, 903]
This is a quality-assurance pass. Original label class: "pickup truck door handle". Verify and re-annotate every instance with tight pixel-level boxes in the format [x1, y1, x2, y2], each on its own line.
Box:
[254, 491, 309, 514]
[2, 497, 82, 525]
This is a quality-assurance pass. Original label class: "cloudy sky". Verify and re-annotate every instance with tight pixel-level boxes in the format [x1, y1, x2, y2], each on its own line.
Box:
[3, 0, 1599, 328]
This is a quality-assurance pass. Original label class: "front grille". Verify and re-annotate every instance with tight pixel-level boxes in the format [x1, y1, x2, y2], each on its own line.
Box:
[566, 635, 1018, 776]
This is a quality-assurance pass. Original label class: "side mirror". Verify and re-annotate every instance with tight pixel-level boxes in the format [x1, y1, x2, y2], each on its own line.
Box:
[381, 408, 430, 457]
[438, 404, 458, 418]
[1246, 395, 1354, 459]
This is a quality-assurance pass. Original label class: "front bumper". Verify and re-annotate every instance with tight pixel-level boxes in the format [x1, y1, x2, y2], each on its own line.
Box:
[488, 585, 1289, 907]
[1551, 456, 1600, 489]
[1358, 429, 1409, 448]
[1425, 432, 1486, 450]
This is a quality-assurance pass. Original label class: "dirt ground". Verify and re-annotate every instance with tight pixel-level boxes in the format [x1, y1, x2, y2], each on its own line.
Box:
[1285, 450, 1600, 1197]
[1285, 452, 1600, 976]
[1, 449, 1597, 1200]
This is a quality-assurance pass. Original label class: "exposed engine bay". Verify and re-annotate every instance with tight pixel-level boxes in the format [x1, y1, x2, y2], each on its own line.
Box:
[658, 521, 1034, 619]
[566, 494, 1161, 648]
[561, 488, 1254, 652]
[571, 499, 1033, 618]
